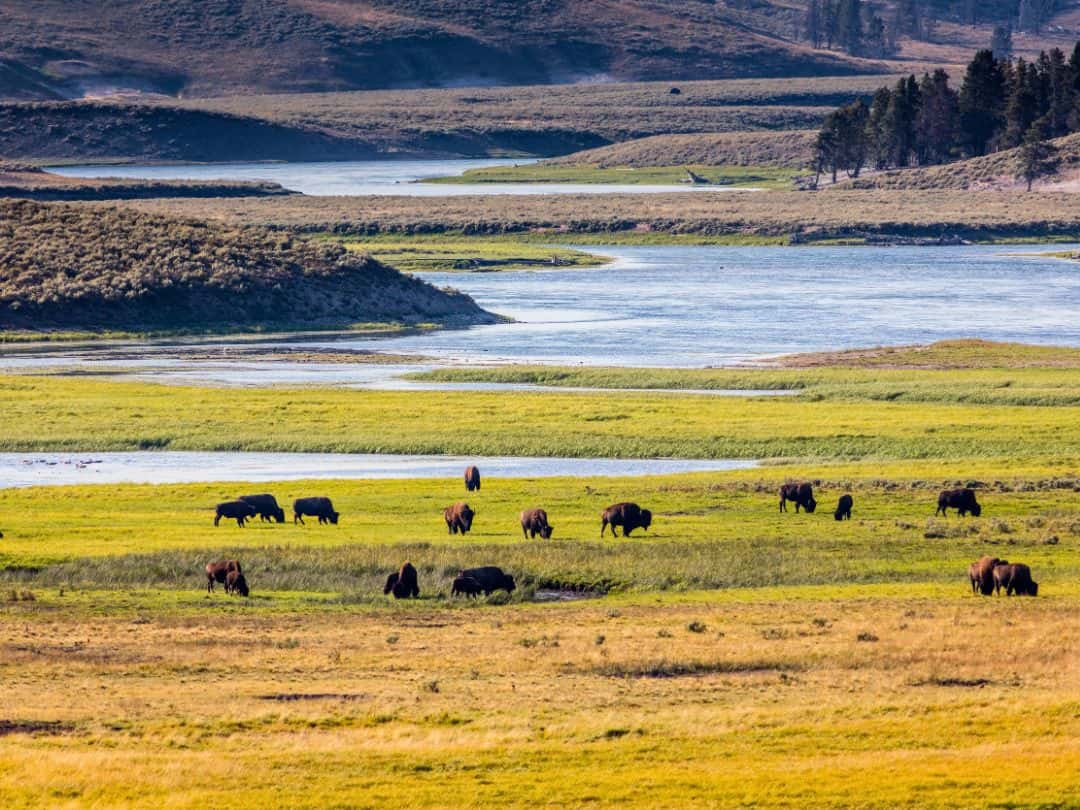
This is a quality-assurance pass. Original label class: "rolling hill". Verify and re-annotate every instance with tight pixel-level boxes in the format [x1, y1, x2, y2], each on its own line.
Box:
[0, 0, 880, 99]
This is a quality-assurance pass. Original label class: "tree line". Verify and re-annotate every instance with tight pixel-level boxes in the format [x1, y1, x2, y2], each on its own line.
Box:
[803, 0, 1063, 56]
[812, 42, 1080, 188]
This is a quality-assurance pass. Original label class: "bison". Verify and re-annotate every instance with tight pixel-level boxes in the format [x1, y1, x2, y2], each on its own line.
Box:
[460, 566, 516, 595]
[993, 563, 1038, 596]
[206, 560, 242, 594]
[444, 502, 475, 535]
[520, 508, 553, 540]
[600, 502, 652, 538]
[779, 483, 816, 514]
[936, 488, 981, 517]
[834, 494, 853, 521]
[383, 561, 419, 599]
[214, 499, 256, 527]
[293, 497, 339, 525]
[969, 556, 1006, 596]
[225, 569, 250, 597]
[451, 575, 484, 598]
[239, 493, 286, 523]
[464, 465, 481, 492]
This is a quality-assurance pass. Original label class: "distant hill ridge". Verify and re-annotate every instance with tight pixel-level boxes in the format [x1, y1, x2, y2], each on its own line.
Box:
[0, 0, 875, 99]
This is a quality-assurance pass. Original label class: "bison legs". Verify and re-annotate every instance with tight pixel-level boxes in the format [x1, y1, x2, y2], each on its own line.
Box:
[213, 513, 221, 527]
[779, 498, 787, 512]
[294, 513, 305, 525]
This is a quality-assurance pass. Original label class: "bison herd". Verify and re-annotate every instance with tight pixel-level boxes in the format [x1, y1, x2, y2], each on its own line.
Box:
[201, 471, 1041, 601]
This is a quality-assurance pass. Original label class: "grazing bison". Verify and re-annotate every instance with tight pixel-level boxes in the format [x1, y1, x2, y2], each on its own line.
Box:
[779, 483, 816, 514]
[834, 494, 853, 521]
[936, 488, 981, 517]
[214, 500, 257, 527]
[205, 560, 242, 594]
[460, 566, 516, 595]
[464, 465, 481, 492]
[383, 561, 419, 599]
[993, 563, 1038, 596]
[293, 497, 339, 525]
[600, 502, 652, 538]
[451, 575, 483, 598]
[969, 556, 1006, 596]
[225, 569, 250, 597]
[444, 502, 475, 535]
[239, 494, 286, 523]
[520, 508, 554, 540]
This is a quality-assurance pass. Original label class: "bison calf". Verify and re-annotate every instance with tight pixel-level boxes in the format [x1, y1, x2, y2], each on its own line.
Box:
[451, 575, 484, 598]
[225, 570, 250, 597]
[206, 560, 242, 594]
[464, 465, 481, 492]
[214, 500, 257, 527]
[936, 488, 981, 517]
[444, 502, 475, 535]
[520, 508, 553, 540]
[993, 563, 1038, 596]
[600, 502, 652, 538]
[294, 497, 339, 525]
[779, 483, 816, 514]
[834, 493, 853, 521]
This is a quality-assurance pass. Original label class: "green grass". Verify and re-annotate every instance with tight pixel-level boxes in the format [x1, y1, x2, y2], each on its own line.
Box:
[337, 234, 610, 273]
[424, 163, 801, 189]
[2, 373, 1080, 461]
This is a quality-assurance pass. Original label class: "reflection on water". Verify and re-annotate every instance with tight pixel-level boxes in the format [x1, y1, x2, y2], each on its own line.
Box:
[0, 452, 757, 488]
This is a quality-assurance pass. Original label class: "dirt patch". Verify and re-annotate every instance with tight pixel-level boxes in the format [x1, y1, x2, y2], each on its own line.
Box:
[585, 659, 801, 679]
[533, 588, 604, 603]
[0, 720, 75, 736]
[258, 693, 367, 702]
[910, 677, 998, 688]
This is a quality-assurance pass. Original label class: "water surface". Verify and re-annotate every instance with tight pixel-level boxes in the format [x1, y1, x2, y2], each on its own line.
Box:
[0, 452, 756, 488]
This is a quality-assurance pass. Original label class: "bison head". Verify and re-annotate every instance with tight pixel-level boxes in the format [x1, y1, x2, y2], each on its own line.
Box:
[639, 509, 652, 530]
[461, 507, 475, 531]
[273, 507, 286, 523]
[804, 498, 817, 514]
[970, 503, 982, 517]
[1027, 581, 1039, 597]
[540, 524, 553, 539]
[232, 575, 250, 597]
[329, 511, 340, 524]
[833, 509, 844, 521]
[502, 574, 516, 592]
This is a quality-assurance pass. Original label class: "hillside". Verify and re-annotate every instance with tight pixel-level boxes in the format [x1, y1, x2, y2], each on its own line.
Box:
[0, 199, 495, 333]
[543, 131, 818, 169]
[0, 0, 881, 100]
[847, 133, 1080, 191]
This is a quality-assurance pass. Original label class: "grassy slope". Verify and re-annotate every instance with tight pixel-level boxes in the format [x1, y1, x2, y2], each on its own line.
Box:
[424, 164, 800, 188]
[0, 199, 494, 334]
[132, 189, 1080, 242]
[543, 130, 818, 169]
[339, 234, 610, 272]
[848, 132, 1080, 191]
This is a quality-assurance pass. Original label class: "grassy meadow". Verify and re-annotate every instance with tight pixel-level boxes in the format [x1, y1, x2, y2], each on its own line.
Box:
[1, 348, 1079, 807]
[337, 234, 610, 273]
[424, 164, 800, 189]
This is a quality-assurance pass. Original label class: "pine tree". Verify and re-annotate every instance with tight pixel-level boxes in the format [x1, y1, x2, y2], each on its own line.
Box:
[837, 0, 863, 54]
[805, 0, 823, 48]
[1001, 58, 1042, 149]
[959, 49, 1006, 155]
[915, 69, 960, 164]
[990, 26, 1013, 60]
[1041, 48, 1071, 137]
[1016, 120, 1058, 190]
[866, 86, 894, 169]
[882, 75, 921, 166]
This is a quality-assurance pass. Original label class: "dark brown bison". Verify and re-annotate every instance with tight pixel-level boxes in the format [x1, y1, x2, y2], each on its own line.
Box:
[444, 502, 475, 535]
[460, 566, 516, 595]
[205, 560, 242, 594]
[239, 494, 286, 523]
[214, 499, 257, 527]
[225, 569, 250, 597]
[464, 465, 481, 492]
[520, 508, 553, 540]
[293, 497, 339, 525]
[834, 493, 853, 521]
[969, 556, 1006, 596]
[600, 502, 652, 537]
[779, 483, 816, 514]
[936, 488, 981, 517]
[451, 575, 483, 598]
[993, 563, 1038, 596]
[383, 561, 419, 599]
